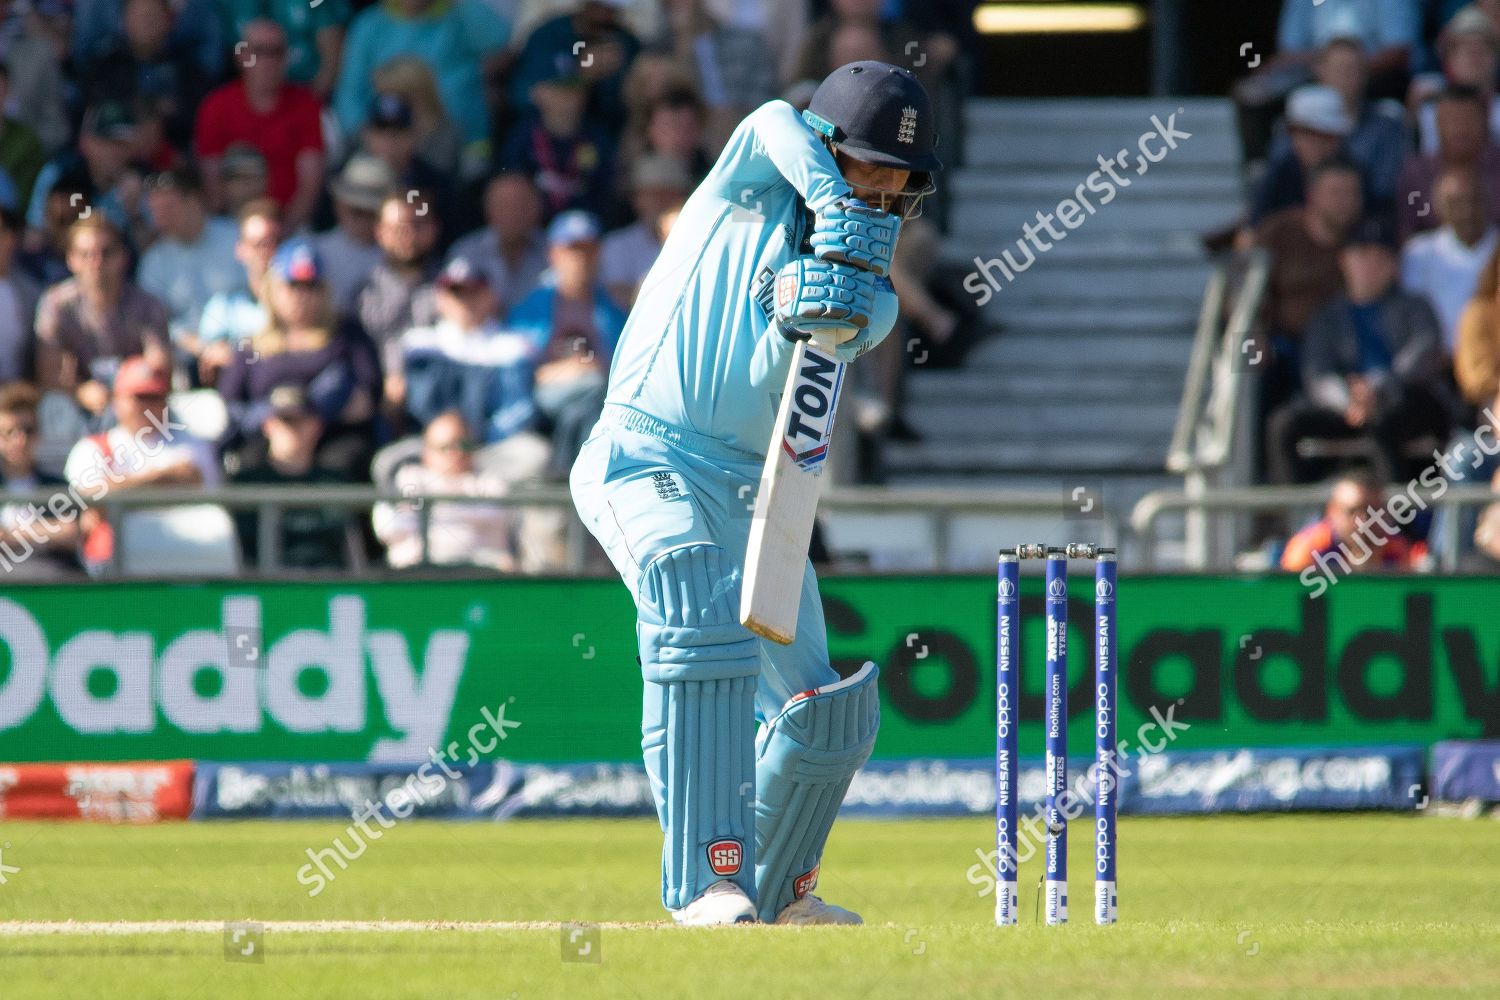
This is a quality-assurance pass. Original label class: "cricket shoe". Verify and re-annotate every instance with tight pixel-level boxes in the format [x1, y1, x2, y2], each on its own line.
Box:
[671, 880, 757, 925]
[774, 895, 863, 925]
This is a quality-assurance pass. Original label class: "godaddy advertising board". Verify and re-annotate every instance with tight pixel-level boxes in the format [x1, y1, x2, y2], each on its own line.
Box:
[0, 575, 1495, 764]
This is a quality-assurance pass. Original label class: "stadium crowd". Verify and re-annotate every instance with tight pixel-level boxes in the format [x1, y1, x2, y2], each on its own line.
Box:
[0, 0, 971, 578]
[1230, 0, 1500, 570]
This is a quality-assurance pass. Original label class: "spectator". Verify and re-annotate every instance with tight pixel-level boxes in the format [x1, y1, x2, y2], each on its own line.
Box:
[509, 0, 640, 125]
[314, 155, 394, 315]
[1398, 86, 1500, 241]
[64, 356, 222, 575]
[372, 55, 465, 181]
[661, 0, 777, 149]
[825, 23, 892, 77]
[1267, 39, 1407, 214]
[218, 0, 349, 99]
[354, 93, 458, 238]
[879, 215, 959, 442]
[1268, 217, 1453, 485]
[216, 144, 270, 219]
[0, 0, 71, 154]
[36, 218, 170, 424]
[132, 102, 185, 180]
[1412, 7, 1500, 154]
[28, 102, 149, 247]
[1276, 0, 1418, 88]
[600, 154, 689, 310]
[19, 178, 88, 287]
[76, 0, 209, 152]
[789, 0, 925, 85]
[505, 210, 624, 477]
[500, 54, 616, 221]
[1251, 85, 1355, 224]
[628, 87, 712, 186]
[194, 19, 326, 231]
[1455, 239, 1500, 411]
[372, 410, 518, 571]
[0, 64, 45, 212]
[0, 208, 40, 383]
[1401, 169, 1498, 352]
[1280, 473, 1424, 571]
[1257, 158, 1365, 410]
[0, 381, 80, 577]
[334, 0, 510, 151]
[400, 255, 537, 441]
[357, 189, 441, 378]
[445, 172, 549, 312]
[619, 51, 700, 136]
[1437, 239, 1500, 554]
[137, 166, 242, 346]
[1460, 497, 1500, 571]
[22, 0, 72, 60]
[218, 239, 382, 481]
[230, 384, 354, 570]
[197, 198, 282, 385]
[72, 0, 224, 79]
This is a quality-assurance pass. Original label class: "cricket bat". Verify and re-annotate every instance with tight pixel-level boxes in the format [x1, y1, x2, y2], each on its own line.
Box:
[741, 339, 847, 644]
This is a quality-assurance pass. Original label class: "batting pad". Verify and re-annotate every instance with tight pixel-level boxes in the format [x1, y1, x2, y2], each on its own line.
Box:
[637, 545, 761, 910]
[753, 662, 880, 921]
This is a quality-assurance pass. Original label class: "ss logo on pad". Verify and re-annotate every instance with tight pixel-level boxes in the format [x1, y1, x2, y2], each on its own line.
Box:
[707, 839, 743, 876]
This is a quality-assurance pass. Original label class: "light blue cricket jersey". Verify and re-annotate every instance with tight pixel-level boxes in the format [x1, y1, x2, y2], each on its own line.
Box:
[603, 100, 852, 457]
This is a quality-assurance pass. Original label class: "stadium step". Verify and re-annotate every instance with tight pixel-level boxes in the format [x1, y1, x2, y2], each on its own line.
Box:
[883, 436, 1170, 476]
[883, 95, 1241, 539]
[960, 98, 1239, 168]
[904, 367, 1184, 403]
[908, 398, 1182, 440]
[955, 253, 1212, 301]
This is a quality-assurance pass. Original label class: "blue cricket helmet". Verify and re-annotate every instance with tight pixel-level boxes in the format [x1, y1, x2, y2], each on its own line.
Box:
[803, 61, 943, 174]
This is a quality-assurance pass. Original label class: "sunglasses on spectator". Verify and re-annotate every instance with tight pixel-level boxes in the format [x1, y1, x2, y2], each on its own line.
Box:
[130, 393, 168, 404]
[428, 440, 476, 453]
[247, 43, 287, 58]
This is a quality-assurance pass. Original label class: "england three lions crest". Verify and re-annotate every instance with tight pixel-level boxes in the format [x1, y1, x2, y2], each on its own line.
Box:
[897, 106, 918, 145]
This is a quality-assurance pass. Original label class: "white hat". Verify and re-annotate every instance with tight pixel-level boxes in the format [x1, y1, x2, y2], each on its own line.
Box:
[1286, 85, 1354, 137]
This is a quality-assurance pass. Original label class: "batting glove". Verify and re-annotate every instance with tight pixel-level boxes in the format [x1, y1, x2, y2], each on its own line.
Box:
[829, 277, 899, 362]
[811, 199, 902, 277]
[774, 257, 876, 342]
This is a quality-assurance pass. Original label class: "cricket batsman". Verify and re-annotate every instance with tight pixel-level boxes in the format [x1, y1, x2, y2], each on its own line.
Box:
[570, 62, 941, 925]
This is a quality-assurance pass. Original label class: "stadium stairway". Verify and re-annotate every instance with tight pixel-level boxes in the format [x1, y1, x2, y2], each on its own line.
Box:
[837, 98, 1241, 567]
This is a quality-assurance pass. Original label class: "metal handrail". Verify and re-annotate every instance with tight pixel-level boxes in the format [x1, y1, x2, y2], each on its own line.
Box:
[1199, 249, 1270, 470]
[7, 479, 1491, 575]
[1165, 263, 1229, 473]
[1131, 483, 1499, 569]
[0, 484, 1126, 575]
[1165, 250, 1271, 475]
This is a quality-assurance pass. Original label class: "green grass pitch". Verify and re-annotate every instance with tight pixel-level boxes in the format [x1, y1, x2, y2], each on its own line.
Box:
[0, 815, 1496, 998]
